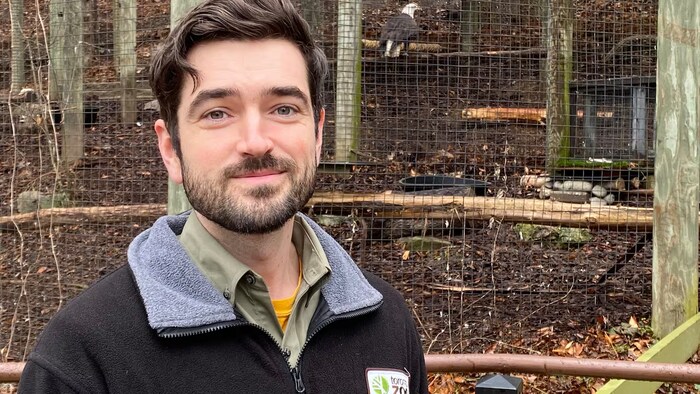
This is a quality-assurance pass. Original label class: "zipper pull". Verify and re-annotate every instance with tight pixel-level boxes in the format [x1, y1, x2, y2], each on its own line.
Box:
[291, 367, 305, 393]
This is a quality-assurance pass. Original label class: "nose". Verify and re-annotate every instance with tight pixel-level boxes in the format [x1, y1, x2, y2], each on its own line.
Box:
[236, 114, 273, 157]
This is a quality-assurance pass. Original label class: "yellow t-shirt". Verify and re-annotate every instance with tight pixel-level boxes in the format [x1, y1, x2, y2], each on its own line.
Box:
[271, 257, 303, 331]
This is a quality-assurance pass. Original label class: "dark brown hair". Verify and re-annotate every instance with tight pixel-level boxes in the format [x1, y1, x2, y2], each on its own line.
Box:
[148, 0, 328, 155]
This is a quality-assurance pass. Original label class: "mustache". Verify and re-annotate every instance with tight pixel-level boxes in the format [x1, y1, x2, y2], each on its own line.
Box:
[222, 154, 297, 178]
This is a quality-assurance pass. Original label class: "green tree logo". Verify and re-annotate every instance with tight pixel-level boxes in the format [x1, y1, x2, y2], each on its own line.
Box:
[370, 375, 390, 394]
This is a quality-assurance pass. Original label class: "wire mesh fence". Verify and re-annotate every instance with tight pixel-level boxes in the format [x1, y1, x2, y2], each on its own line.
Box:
[1, 0, 660, 375]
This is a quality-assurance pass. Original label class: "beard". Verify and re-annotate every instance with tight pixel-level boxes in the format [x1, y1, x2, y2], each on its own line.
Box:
[181, 153, 316, 234]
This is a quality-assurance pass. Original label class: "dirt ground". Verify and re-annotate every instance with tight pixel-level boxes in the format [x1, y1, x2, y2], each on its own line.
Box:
[2, 0, 698, 392]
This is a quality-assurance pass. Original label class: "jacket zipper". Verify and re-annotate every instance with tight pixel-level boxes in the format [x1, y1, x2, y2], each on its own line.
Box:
[291, 302, 383, 393]
[158, 320, 242, 338]
[158, 302, 383, 393]
[159, 319, 306, 391]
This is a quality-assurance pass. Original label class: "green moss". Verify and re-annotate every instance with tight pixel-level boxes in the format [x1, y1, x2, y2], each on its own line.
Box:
[554, 158, 631, 168]
[397, 236, 452, 251]
[514, 223, 591, 248]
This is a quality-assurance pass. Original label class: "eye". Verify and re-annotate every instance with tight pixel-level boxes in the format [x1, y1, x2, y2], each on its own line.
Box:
[275, 106, 296, 116]
[205, 110, 227, 120]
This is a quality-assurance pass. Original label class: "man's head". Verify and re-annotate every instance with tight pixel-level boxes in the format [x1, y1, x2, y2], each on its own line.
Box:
[149, 0, 328, 156]
[150, 0, 328, 235]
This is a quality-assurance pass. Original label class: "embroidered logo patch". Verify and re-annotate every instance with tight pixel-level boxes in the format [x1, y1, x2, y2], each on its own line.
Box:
[366, 368, 410, 394]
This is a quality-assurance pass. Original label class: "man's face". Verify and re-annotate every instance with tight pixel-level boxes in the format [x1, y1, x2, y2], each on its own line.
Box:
[155, 39, 324, 234]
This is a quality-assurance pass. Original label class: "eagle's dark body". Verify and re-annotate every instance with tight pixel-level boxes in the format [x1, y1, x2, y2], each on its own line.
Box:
[378, 3, 420, 57]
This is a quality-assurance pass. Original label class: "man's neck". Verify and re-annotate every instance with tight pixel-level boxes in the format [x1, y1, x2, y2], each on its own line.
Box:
[195, 211, 300, 300]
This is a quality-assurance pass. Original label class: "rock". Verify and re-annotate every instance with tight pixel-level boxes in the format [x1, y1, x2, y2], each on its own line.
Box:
[589, 196, 607, 206]
[17, 191, 70, 213]
[604, 193, 615, 205]
[561, 180, 593, 192]
[520, 175, 551, 188]
[314, 215, 349, 227]
[591, 185, 608, 198]
[553, 181, 564, 190]
[143, 99, 160, 111]
[539, 186, 553, 199]
[397, 236, 452, 251]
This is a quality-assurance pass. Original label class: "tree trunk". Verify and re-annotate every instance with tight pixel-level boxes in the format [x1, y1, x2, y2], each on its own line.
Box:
[113, 0, 137, 124]
[49, 0, 85, 165]
[10, 0, 25, 91]
[334, 0, 362, 162]
[544, 0, 572, 171]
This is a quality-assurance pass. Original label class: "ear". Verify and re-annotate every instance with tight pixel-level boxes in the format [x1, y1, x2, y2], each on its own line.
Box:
[155, 119, 184, 184]
[315, 108, 325, 165]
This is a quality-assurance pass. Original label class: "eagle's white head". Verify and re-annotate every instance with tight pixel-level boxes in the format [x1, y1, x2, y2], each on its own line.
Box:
[401, 3, 421, 18]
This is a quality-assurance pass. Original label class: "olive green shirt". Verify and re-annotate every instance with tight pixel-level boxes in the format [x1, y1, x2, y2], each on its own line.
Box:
[179, 213, 331, 367]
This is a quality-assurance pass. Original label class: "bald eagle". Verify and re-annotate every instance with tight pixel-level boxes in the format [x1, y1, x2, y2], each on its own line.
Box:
[378, 3, 421, 58]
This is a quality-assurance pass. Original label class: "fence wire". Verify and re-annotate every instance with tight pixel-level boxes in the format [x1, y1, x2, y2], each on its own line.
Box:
[1, 0, 659, 368]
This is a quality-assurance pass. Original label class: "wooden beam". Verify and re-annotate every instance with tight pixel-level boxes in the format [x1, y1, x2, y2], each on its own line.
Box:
[652, 0, 699, 338]
[596, 313, 700, 393]
[0, 194, 661, 231]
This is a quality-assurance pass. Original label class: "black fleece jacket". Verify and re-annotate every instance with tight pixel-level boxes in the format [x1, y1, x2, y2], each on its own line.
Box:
[19, 214, 428, 393]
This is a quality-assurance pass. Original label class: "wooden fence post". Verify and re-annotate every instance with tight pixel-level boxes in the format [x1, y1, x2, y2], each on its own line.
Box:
[544, 0, 572, 171]
[49, 0, 85, 165]
[335, 0, 362, 162]
[165, 0, 200, 214]
[113, 0, 137, 125]
[652, 0, 699, 337]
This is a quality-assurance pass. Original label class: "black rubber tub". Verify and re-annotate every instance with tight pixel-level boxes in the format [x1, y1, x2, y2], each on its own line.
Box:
[399, 175, 491, 195]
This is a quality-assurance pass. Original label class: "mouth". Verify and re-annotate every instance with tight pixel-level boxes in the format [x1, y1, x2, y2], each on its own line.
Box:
[232, 169, 286, 185]
[236, 170, 283, 178]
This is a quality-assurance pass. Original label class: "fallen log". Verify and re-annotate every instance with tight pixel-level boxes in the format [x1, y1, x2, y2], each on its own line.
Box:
[0, 204, 166, 230]
[1, 193, 657, 231]
[308, 192, 655, 230]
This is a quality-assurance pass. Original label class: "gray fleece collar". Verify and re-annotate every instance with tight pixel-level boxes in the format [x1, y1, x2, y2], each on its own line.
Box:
[128, 212, 382, 330]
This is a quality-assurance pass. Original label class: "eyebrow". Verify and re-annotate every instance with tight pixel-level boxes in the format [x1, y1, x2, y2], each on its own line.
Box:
[185, 85, 312, 119]
[261, 86, 311, 109]
[187, 87, 239, 119]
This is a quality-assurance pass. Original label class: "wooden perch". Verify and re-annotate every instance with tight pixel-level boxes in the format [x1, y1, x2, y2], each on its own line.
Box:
[462, 107, 547, 124]
[308, 192, 657, 230]
[434, 47, 547, 58]
[462, 107, 614, 124]
[1, 192, 660, 231]
[361, 39, 443, 53]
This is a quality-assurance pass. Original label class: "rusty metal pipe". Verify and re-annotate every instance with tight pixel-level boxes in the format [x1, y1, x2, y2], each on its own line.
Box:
[425, 354, 700, 384]
[0, 362, 24, 383]
[2, 354, 700, 384]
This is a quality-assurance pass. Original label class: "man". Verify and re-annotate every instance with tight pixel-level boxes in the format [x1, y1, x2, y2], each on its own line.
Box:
[18, 0, 428, 392]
